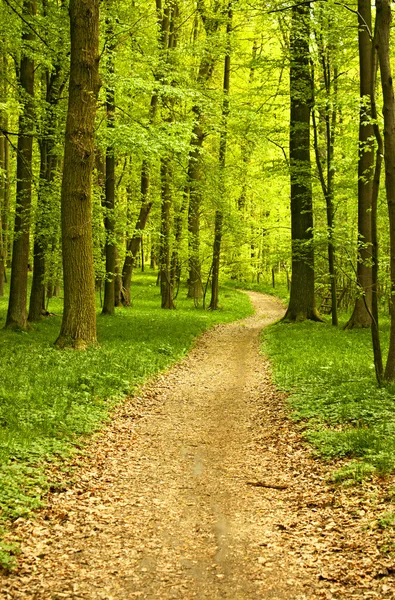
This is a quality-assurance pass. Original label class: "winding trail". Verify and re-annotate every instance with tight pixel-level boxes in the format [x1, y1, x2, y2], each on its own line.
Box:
[2, 293, 395, 599]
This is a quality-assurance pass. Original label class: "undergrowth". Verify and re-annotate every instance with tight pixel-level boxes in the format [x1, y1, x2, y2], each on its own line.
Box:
[0, 272, 252, 568]
[263, 315, 395, 482]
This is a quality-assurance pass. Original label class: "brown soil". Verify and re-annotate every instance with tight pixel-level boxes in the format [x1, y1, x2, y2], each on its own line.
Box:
[1, 292, 395, 599]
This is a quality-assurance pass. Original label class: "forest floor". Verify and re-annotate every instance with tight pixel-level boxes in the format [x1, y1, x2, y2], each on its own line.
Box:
[1, 292, 395, 599]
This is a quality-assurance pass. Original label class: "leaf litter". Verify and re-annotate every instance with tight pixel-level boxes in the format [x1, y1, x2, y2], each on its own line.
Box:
[1, 292, 395, 599]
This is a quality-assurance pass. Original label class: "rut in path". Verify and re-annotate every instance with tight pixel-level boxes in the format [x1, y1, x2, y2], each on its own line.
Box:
[2, 292, 395, 600]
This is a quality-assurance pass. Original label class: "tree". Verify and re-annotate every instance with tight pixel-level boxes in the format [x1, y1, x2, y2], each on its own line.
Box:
[209, 2, 232, 310]
[55, 0, 101, 348]
[311, 6, 339, 326]
[283, 2, 321, 322]
[187, 0, 220, 300]
[5, 0, 36, 329]
[375, 0, 395, 380]
[344, 0, 374, 329]
[0, 54, 10, 297]
[101, 14, 116, 316]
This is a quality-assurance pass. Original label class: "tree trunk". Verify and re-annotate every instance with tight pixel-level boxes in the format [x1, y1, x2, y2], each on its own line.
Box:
[187, 122, 204, 300]
[345, 0, 374, 329]
[209, 3, 232, 310]
[160, 159, 175, 309]
[312, 54, 338, 326]
[114, 246, 122, 307]
[283, 2, 321, 322]
[121, 161, 152, 306]
[375, 0, 395, 379]
[55, 0, 100, 349]
[370, 24, 384, 384]
[5, 0, 36, 329]
[102, 18, 116, 316]
[186, 11, 219, 300]
[171, 184, 188, 296]
[0, 53, 9, 297]
[28, 67, 63, 321]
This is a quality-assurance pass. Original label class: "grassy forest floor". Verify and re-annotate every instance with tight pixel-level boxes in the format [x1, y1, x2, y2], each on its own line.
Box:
[0, 273, 253, 568]
[264, 313, 395, 482]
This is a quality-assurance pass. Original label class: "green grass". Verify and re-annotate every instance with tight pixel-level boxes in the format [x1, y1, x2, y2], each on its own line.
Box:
[263, 313, 395, 482]
[0, 272, 253, 568]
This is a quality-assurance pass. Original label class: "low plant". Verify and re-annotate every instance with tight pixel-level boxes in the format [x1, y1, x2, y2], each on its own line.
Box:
[264, 315, 395, 479]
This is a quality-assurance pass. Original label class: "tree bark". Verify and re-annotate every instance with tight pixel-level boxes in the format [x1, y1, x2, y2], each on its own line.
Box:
[5, 0, 36, 329]
[283, 2, 321, 322]
[375, 0, 395, 379]
[0, 53, 9, 297]
[209, 3, 232, 310]
[187, 6, 220, 300]
[311, 51, 338, 326]
[121, 159, 152, 306]
[28, 67, 63, 321]
[370, 23, 384, 384]
[55, 0, 100, 349]
[160, 158, 175, 309]
[345, 0, 374, 329]
[102, 16, 116, 316]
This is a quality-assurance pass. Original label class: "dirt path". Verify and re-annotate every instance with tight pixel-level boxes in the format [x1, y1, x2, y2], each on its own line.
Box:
[2, 292, 395, 599]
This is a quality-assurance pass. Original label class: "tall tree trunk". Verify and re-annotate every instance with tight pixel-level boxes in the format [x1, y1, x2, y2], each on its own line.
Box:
[28, 67, 63, 321]
[5, 0, 36, 329]
[284, 2, 321, 322]
[345, 0, 374, 329]
[102, 16, 116, 316]
[187, 122, 204, 300]
[370, 28, 384, 383]
[375, 0, 395, 379]
[121, 159, 152, 306]
[209, 3, 232, 310]
[158, 0, 178, 310]
[186, 7, 220, 300]
[160, 158, 175, 309]
[55, 0, 100, 349]
[0, 53, 9, 297]
[312, 51, 338, 326]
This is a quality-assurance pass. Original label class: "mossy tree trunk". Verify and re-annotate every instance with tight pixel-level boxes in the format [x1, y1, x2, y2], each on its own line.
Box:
[55, 0, 100, 349]
[5, 0, 36, 329]
[283, 2, 321, 322]
[28, 67, 64, 322]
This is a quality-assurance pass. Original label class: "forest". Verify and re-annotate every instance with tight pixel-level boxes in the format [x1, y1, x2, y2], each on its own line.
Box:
[1, 0, 395, 594]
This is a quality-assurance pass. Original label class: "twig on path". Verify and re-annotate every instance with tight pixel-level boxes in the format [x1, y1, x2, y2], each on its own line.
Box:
[246, 480, 289, 490]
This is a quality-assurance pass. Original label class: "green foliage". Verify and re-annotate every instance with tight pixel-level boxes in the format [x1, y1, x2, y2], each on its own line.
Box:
[0, 272, 252, 568]
[377, 512, 395, 530]
[264, 315, 395, 479]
